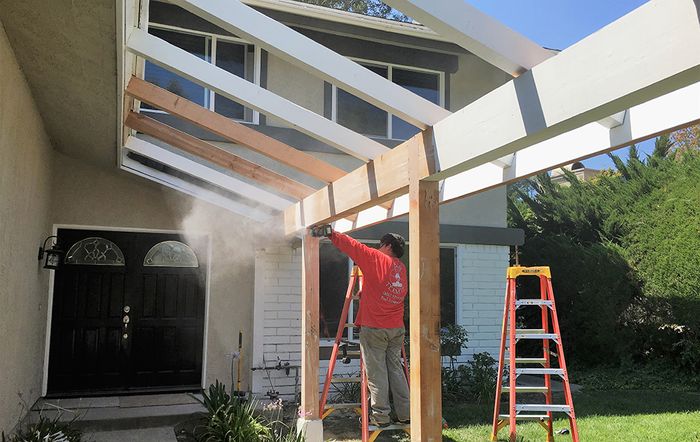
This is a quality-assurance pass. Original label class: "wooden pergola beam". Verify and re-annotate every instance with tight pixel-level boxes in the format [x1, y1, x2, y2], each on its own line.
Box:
[284, 0, 700, 233]
[408, 134, 442, 441]
[300, 233, 320, 420]
[125, 111, 315, 200]
[125, 76, 347, 184]
[332, 81, 700, 233]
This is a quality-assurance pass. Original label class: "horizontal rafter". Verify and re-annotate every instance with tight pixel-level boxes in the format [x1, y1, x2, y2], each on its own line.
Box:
[125, 111, 315, 200]
[124, 136, 292, 210]
[125, 77, 346, 184]
[170, 0, 450, 129]
[284, 0, 700, 233]
[383, 0, 553, 76]
[126, 28, 389, 161]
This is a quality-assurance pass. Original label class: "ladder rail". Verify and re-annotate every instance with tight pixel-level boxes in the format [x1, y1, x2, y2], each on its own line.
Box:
[540, 274, 554, 441]
[508, 278, 517, 441]
[546, 277, 581, 442]
[319, 267, 360, 413]
[490, 278, 511, 441]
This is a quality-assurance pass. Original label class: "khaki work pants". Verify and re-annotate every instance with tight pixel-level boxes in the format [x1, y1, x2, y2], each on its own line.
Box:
[359, 326, 410, 424]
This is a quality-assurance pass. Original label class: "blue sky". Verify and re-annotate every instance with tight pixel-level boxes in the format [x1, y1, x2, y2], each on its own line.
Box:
[465, 0, 652, 170]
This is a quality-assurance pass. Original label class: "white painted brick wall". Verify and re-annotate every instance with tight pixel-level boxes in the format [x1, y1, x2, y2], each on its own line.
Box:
[453, 244, 509, 364]
[252, 243, 509, 401]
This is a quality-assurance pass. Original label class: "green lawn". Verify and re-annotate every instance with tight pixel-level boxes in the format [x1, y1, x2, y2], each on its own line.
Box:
[441, 391, 700, 442]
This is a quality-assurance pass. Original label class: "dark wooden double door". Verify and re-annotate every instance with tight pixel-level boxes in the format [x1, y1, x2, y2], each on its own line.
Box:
[48, 229, 207, 396]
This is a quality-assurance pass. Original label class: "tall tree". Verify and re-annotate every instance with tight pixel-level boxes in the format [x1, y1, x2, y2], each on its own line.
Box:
[669, 124, 700, 155]
[292, 0, 410, 21]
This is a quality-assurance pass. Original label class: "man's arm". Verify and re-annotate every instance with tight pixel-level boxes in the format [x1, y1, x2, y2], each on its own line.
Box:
[329, 230, 384, 270]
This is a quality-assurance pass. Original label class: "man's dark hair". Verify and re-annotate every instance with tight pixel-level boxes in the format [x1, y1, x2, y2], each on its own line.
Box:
[380, 233, 405, 258]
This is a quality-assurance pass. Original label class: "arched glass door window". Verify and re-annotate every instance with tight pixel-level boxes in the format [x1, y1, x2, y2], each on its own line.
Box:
[65, 237, 126, 266]
[143, 241, 199, 268]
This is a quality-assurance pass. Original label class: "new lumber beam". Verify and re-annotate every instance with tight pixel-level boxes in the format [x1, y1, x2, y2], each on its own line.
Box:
[408, 140, 442, 441]
[334, 82, 700, 233]
[300, 233, 321, 420]
[383, 0, 553, 76]
[284, 0, 700, 233]
[124, 136, 292, 210]
[170, 0, 450, 129]
[125, 111, 315, 200]
[126, 28, 389, 161]
[126, 77, 346, 184]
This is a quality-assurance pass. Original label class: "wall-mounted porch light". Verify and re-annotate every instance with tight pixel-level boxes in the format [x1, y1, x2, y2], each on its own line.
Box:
[38, 236, 64, 270]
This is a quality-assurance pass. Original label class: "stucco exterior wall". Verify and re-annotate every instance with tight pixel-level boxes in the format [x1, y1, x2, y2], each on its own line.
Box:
[449, 52, 512, 111]
[0, 21, 54, 434]
[264, 53, 326, 128]
[49, 152, 261, 395]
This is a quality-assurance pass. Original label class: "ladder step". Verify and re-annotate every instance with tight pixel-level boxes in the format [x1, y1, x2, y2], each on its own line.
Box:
[338, 351, 360, 357]
[515, 299, 553, 308]
[330, 377, 362, 383]
[324, 402, 361, 410]
[516, 368, 564, 377]
[515, 328, 545, 334]
[343, 323, 356, 328]
[515, 358, 547, 365]
[516, 404, 571, 414]
[499, 414, 549, 421]
[515, 333, 558, 340]
[502, 386, 549, 393]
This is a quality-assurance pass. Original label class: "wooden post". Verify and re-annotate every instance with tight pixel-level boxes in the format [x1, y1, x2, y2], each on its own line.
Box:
[299, 233, 322, 441]
[408, 132, 442, 441]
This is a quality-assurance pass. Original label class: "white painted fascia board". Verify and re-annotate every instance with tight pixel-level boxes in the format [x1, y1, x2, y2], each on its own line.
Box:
[121, 155, 272, 222]
[333, 81, 700, 233]
[126, 28, 389, 161]
[124, 136, 293, 210]
[382, 0, 554, 76]
[170, 0, 450, 128]
[429, 0, 700, 182]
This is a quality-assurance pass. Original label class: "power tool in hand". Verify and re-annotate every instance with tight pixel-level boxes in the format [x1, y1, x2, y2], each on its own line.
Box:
[309, 224, 332, 238]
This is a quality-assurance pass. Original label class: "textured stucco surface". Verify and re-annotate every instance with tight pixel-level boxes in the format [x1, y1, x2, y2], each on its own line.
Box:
[50, 151, 264, 395]
[0, 21, 54, 434]
[0, 0, 117, 168]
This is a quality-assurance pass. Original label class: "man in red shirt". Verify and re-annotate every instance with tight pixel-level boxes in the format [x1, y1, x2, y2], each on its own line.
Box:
[325, 227, 410, 427]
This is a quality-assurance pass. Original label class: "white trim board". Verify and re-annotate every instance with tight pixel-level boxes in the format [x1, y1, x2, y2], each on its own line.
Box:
[41, 224, 213, 396]
[170, 0, 450, 129]
[126, 28, 389, 161]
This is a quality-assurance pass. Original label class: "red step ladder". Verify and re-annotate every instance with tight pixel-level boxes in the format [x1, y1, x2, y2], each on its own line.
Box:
[320, 266, 410, 442]
[491, 266, 580, 442]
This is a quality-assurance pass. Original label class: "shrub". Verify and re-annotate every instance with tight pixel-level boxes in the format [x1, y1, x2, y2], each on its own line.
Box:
[195, 381, 270, 442]
[440, 324, 469, 369]
[2, 415, 82, 442]
[441, 352, 498, 404]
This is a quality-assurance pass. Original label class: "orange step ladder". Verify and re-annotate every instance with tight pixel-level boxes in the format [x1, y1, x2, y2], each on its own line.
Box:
[491, 266, 580, 442]
[320, 266, 410, 442]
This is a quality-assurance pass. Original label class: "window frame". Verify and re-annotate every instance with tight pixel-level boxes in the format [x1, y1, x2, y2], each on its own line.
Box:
[144, 22, 262, 125]
[331, 57, 446, 141]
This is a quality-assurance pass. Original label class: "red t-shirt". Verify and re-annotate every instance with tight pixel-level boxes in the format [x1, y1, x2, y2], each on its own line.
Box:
[330, 232, 408, 329]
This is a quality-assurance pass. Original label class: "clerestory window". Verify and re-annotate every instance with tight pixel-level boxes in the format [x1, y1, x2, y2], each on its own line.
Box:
[143, 25, 259, 123]
[332, 60, 444, 141]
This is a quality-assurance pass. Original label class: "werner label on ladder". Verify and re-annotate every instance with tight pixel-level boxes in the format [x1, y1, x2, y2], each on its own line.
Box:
[491, 266, 580, 442]
[311, 225, 411, 442]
